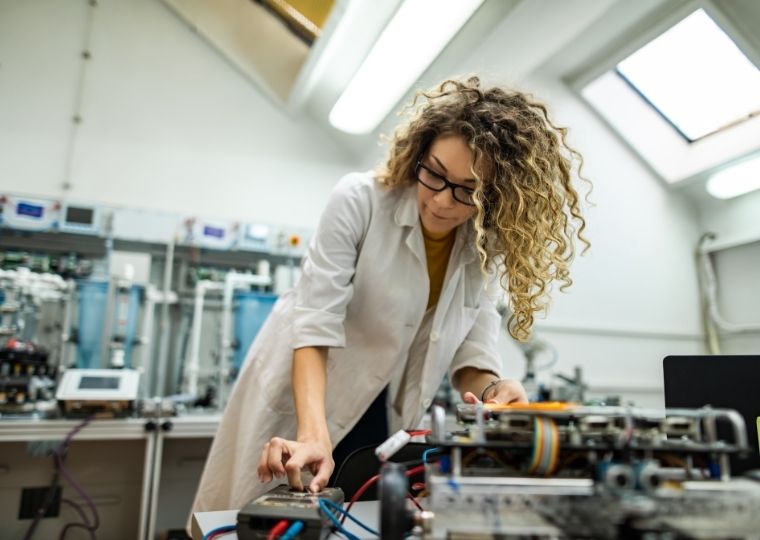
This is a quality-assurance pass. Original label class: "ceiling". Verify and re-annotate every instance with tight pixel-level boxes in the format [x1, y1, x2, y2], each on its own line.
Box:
[161, 0, 760, 205]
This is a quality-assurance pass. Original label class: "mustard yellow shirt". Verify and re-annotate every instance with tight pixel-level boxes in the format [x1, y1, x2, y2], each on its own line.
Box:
[422, 226, 456, 309]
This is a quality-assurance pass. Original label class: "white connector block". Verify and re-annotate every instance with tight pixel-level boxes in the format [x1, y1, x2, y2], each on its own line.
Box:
[375, 429, 412, 462]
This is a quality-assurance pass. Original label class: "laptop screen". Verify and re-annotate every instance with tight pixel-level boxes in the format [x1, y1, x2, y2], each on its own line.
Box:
[663, 355, 760, 475]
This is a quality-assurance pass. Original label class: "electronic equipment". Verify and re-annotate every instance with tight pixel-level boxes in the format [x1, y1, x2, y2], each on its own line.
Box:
[59, 203, 100, 235]
[241, 223, 272, 252]
[184, 219, 239, 250]
[56, 368, 140, 417]
[0, 195, 59, 231]
[379, 403, 760, 539]
[664, 354, 760, 474]
[0, 338, 56, 413]
[236, 484, 344, 540]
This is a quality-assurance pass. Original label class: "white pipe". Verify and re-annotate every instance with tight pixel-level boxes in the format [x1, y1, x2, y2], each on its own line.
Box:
[698, 240, 760, 334]
[135, 285, 156, 399]
[155, 239, 175, 398]
[218, 271, 271, 408]
[56, 280, 76, 381]
[184, 280, 223, 397]
[138, 286, 177, 400]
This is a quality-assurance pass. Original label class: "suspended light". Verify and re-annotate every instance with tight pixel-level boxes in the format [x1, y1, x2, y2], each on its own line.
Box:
[706, 154, 760, 199]
[329, 0, 484, 134]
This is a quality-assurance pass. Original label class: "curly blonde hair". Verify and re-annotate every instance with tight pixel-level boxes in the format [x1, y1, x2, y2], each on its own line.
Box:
[378, 76, 590, 341]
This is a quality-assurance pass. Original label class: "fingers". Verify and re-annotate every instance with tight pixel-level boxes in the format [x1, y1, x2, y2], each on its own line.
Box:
[284, 454, 305, 492]
[258, 438, 333, 493]
[257, 442, 272, 482]
[309, 457, 334, 494]
[257, 437, 289, 483]
[462, 391, 479, 404]
[491, 380, 529, 404]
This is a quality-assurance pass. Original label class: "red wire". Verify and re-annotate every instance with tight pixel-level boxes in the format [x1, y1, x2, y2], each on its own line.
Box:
[341, 473, 380, 523]
[341, 464, 427, 524]
[266, 519, 289, 540]
[406, 429, 432, 437]
[406, 492, 424, 511]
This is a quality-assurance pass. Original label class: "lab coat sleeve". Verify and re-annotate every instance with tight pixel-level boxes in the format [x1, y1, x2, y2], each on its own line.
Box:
[447, 275, 505, 387]
[291, 173, 371, 349]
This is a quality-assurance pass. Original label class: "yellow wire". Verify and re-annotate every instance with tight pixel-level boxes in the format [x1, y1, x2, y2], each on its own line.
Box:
[545, 418, 560, 476]
[528, 417, 545, 474]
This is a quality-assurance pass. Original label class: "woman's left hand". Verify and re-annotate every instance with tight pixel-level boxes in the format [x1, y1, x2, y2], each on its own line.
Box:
[463, 378, 529, 405]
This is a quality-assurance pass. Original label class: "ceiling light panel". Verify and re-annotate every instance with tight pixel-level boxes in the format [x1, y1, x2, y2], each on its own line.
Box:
[329, 0, 484, 134]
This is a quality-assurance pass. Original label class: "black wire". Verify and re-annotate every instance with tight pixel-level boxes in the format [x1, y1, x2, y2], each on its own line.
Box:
[55, 446, 100, 535]
[60, 498, 91, 532]
[21, 466, 61, 540]
[23, 415, 99, 540]
[59, 522, 96, 540]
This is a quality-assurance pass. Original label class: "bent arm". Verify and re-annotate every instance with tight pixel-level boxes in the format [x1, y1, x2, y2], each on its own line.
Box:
[257, 346, 334, 493]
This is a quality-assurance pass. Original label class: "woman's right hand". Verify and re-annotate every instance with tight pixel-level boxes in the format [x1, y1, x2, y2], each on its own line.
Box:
[257, 436, 334, 493]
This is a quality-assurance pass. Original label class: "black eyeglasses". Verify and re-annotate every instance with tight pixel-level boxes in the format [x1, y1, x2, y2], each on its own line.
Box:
[415, 161, 476, 206]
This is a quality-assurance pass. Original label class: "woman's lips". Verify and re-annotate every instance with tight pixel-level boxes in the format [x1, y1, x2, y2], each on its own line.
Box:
[428, 207, 449, 220]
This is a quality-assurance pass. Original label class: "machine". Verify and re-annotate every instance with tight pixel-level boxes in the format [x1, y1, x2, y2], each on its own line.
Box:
[0, 193, 311, 415]
[378, 403, 760, 539]
[237, 485, 344, 540]
[56, 368, 140, 418]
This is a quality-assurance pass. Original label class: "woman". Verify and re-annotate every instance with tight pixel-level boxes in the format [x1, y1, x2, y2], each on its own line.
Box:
[191, 76, 589, 513]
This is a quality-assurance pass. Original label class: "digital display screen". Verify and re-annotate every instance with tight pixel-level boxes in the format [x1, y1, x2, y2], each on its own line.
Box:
[17, 202, 44, 219]
[79, 376, 120, 390]
[65, 206, 94, 225]
[203, 225, 225, 239]
[247, 224, 269, 241]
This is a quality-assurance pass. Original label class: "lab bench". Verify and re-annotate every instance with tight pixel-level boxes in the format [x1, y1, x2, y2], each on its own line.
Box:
[0, 413, 221, 540]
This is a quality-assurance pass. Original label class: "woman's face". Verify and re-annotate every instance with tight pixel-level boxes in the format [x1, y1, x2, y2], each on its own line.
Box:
[416, 134, 478, 236]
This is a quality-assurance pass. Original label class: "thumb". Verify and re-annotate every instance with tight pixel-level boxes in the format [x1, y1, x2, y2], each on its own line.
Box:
[309, 460, 332, 494]
[283, 445, 306, 491]
[463, 392, 479, 404]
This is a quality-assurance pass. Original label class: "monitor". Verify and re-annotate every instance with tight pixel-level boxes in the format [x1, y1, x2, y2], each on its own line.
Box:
[663, 355, 760, 475]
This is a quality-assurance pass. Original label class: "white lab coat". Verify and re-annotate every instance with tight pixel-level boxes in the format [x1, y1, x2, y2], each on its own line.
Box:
[190, 172, 504, 514]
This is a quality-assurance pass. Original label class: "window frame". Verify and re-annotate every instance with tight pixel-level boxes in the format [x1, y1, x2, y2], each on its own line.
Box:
[567, 0, 760, 186]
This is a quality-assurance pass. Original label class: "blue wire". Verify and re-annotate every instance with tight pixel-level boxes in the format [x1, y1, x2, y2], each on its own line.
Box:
[202, 524, 236, 540]
[318, 498, 363, 540]
[280, 520, 304, 540]
[320, 497, 379, 536]
[422, 447, 441, 464]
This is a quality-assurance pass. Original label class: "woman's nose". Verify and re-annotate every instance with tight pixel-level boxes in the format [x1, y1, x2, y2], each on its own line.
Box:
[433, 187, 456, 207]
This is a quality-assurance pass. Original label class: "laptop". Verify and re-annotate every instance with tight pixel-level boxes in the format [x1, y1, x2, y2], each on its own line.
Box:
[663, 355, 760, 475]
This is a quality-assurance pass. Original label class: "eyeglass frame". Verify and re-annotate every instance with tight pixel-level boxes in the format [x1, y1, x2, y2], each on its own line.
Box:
[414, 160, 476, 206]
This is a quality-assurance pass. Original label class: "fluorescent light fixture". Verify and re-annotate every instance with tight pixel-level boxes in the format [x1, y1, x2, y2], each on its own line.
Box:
[706, 154, 760, 199]
[329, 0, 484, 134]
[616, 9, 760, 142]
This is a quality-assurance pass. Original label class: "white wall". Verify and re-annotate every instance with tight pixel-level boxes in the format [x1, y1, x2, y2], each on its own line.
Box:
[0, 0, 357, 228]
[493, 73, 706, 408]
[712, 240, 760, 354]
[439, 0, 707, 407]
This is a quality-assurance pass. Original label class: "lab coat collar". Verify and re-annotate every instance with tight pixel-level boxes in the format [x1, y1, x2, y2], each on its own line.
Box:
[394, 183, 419, 227]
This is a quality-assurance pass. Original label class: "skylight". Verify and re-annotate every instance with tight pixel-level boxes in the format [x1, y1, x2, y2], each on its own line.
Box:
[616, 9, 760, 142]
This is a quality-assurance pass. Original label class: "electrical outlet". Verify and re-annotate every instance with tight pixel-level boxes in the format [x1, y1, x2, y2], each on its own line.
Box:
[18, 486, 61, 519]
[26, 440, 59, 457]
